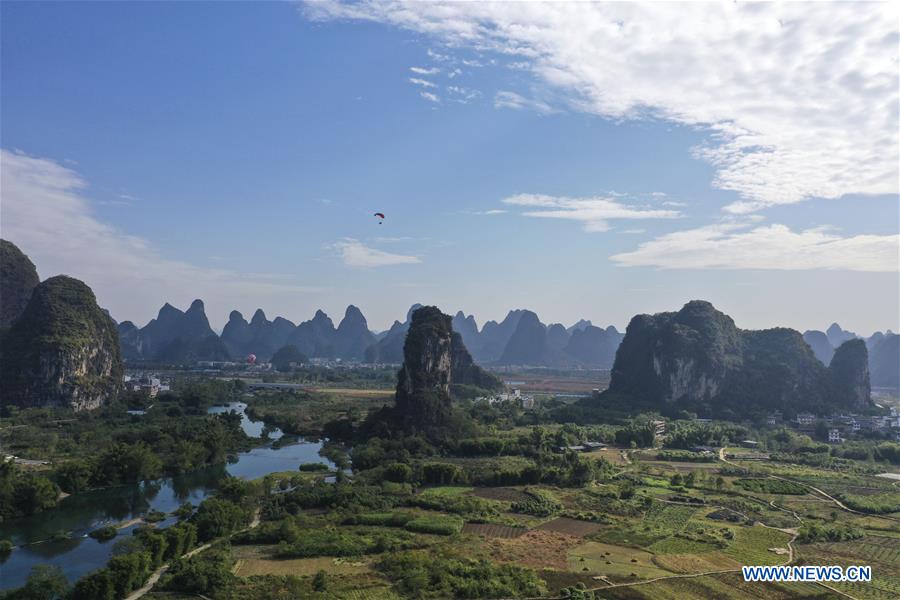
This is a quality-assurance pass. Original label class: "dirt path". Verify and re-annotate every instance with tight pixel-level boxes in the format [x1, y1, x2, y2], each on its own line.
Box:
[124, 509, 260, 600]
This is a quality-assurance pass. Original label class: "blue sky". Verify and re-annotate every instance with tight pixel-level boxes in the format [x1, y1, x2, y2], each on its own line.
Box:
[2, 1, 898, 334]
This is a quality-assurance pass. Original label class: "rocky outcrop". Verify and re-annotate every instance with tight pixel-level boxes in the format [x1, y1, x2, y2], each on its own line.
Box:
[497, 310, 556, 365]
[869, 333, 899, 388]
[394, 306, 455, 430]
[605, 300, 871, 417]
[124, 299, 228, 363]
[288, 309, 337, 358]
[563, 325, 623, 369]
[803, 330, 835, 365]
[828, 339, 871, 408]
[476, 310, 525, 363]
[221, 309, 296, 360]
[392, 306, 501, 432]
[364, 304, 422, 364]
[334, 305, 376, 360]
[826, 323, 857, 348]
[450, 332, 503, 392]
[1, 276, 122, 410]
[0, 239, 39, 327]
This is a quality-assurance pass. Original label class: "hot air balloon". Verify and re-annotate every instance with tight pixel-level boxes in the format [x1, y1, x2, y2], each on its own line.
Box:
[374, 212, 385, 224]
[246, 353, 257, 365]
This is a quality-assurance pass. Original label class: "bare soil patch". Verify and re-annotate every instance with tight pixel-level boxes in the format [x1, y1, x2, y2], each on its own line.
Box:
[536, 517, 603, 537]
[462, 522, 528, 539]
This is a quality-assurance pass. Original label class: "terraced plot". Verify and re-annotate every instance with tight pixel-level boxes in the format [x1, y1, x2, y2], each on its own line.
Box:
[568, 541, 674, 580]
[470, 486, 528, 502]
[536, 517, 603, 537]
[462, 522, 527, 538]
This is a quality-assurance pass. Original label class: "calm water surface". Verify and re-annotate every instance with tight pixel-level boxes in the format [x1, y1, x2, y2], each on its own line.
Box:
[0, 402, 331, 590]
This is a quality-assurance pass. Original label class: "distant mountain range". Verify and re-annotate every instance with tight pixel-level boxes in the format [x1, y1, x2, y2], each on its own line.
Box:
[803, 324, 898, 388]
[116, 300, 899, 385]
[117, 301, 624, 368]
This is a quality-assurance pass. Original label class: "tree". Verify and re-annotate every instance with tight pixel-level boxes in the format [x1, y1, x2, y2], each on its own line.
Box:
[9, 565, 68, 600]
[670, 473, 684, 487]
[684, 471, 696, 487]
[312, 570, 327, 592]
[714, 476, 725, 490]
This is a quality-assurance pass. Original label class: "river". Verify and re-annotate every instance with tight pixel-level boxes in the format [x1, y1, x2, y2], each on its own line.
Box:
[0, 402, 333, 590]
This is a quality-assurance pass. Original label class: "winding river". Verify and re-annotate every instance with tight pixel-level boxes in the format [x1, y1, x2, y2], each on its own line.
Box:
[0, 403, 332, 590]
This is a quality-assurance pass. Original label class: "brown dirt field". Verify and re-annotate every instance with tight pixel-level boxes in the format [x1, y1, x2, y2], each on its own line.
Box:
[462, 522, 528, 539]
[471, 487, 529, 502]
[536, 517, 604, 537]
[486, 530, 583, 570]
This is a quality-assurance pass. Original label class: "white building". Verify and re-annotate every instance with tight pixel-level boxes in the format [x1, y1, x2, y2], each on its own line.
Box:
[828, 428, 843, 444]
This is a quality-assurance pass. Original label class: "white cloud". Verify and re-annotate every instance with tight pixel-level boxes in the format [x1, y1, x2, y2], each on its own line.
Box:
[621, 228, 646, 234]
[302, 2, 899, 211]
[662, 201, 687, 207]
[410, 66, 440, 75]
[610, 222, 899, 272]
[503, 193, 681, 232]
[447, 85, 481, 103]
[493, 91, 553, 114]
[419, 91, 440, 103]
[408, 77, 436, 88]
[0, 149, 322, 327]
[468, 209, 507, 215]
[330, 238, 421, 267]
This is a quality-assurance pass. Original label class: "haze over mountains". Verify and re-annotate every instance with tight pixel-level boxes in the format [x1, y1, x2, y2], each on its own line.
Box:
[117, 299, 626, 369]
[115, 297, 898, 386]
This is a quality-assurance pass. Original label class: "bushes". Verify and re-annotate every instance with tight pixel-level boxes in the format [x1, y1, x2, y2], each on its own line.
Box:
[511, 489, 562, 517]
[344, 512, 415, 527]
[191, 498, 250, 542]
[405, 515, 464, 535]
[419, 462, 465, 485]
[298, 462, 330, 472]
[163, 546, 235, 596]
[408, 493, 499, 519]
[733, 478, 807, 495]
[88, 526, 118, 542]
[835, 492, 900, 515]
[796, 523, 864, 544]
[656, 450, 715, 463]
[378, 550, 545, 599]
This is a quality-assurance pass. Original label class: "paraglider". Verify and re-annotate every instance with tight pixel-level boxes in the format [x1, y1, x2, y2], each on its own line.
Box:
[246, 353, 257, 365]
[374, 212, 385, 224]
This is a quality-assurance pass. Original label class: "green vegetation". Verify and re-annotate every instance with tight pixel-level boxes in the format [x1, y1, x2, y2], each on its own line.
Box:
[511, 489, 563, 517]
[378, 550, 545, 599]
[88, 526, 118, 542]
[733, 478, 808, 494]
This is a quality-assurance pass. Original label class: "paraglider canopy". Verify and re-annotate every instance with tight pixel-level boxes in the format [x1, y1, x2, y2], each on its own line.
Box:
[374, 212, 385, 224]
[246, 353, 257, 365]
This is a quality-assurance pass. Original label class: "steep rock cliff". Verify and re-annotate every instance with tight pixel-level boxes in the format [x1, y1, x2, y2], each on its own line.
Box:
[1, 276, 122, 410]
[0, 239, 40, 327]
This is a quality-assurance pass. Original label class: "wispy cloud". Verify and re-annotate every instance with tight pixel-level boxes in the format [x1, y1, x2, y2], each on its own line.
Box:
[468, 209, 507, 216]
[303, 2, 899, 211]
[330, 238, 421, 267]
[611, 222, 899, 272]
[447, 85, 481, 104]
[408, 77, 436, 88]
[0, 149, 321, 327]
[493, 91, 553, 114]
[410, 66, 440, 75]
[419, 91, 440, 103]
[503, 193, 681, 232]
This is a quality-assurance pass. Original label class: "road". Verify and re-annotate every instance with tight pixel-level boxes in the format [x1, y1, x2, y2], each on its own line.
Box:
[124, 509, 260, 600]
